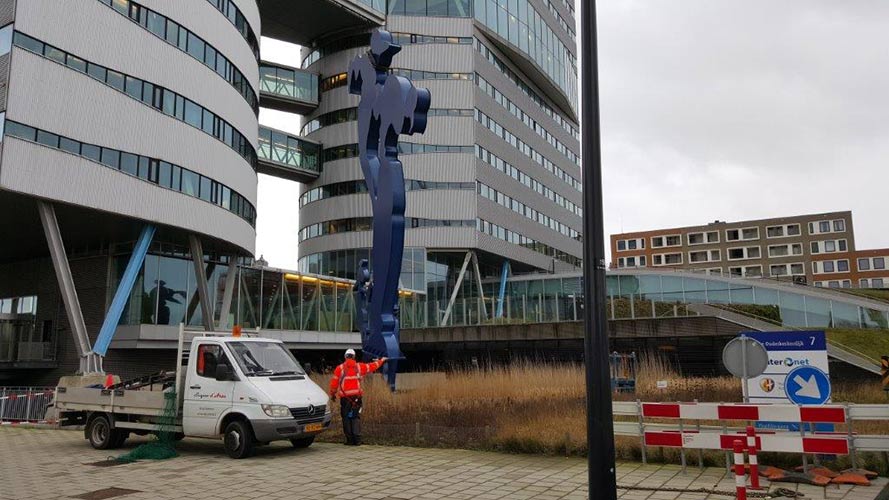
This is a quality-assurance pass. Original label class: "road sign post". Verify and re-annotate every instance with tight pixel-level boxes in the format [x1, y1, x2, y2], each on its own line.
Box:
[581, 0, 617, 498]
[723, 335, 769, 403]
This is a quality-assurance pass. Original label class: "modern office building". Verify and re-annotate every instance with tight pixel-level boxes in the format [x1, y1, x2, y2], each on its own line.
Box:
[611, 211, 889, 289]
[292, 0, 583, 308]
[0, 0, 260, 379]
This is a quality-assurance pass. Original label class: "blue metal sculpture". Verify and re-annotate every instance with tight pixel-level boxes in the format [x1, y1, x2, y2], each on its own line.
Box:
[349, 29, 431, 391]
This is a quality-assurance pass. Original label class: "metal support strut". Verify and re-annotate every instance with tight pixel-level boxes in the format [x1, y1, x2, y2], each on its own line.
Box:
[189, 235, 215, 332]
[94, 224, 156, 358]
[36, 201, 97, 373]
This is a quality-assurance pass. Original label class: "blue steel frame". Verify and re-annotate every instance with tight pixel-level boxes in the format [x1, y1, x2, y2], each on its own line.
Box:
[496, 261, 510, 318]
[349, 30, 431, 390]
[93, 225, 156, 357]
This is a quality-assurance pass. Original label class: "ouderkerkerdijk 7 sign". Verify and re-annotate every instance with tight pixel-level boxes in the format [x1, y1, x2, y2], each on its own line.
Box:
[743, 331, 830, 404]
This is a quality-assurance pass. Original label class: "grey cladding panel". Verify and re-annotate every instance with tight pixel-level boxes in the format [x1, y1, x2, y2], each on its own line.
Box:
[0, 0, 13, 27]
[0, 53, 8, 112]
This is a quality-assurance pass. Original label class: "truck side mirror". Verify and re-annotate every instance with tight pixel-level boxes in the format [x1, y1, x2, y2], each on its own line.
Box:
[215, 363, 233, 381]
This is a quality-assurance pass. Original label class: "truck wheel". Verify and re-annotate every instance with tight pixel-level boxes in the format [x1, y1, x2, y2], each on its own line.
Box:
[290, 436, 315, 449]
[223, 420, 255, 459]
[87, 415, 116, 450]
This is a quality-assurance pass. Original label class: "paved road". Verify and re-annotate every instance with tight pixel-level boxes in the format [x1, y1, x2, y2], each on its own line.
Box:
[0, 427, 885, 500]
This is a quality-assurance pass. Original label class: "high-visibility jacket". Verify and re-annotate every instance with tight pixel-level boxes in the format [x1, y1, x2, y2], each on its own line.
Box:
[329, 358, 383, 398]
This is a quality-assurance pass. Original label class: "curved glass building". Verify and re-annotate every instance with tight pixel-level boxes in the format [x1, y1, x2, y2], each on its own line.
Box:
[295, 0, 582, 310]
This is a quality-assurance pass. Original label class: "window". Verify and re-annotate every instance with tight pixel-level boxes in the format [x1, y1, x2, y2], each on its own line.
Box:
[768, 244, 802, 257]
[726, 227, 759, 241]
[66, 55, 87, 73]
[119, 152, 138, 175]
[689, 251, 708, 263]
[730, 266, 762, 278]
[770, 263, 804, 277]
[35, 130, 59, 148]
[823, 261, 835, 273]
[651, 234, 680, 248]
[874, 278, 885, 288]
[839, 240, 847, 251]
[770, 264, 787, 277]
[811, 242, 819, 254]
[837, 260, 849, 272]
[834, 219, 846, 232]
[106, 70, 125, 91]
[195, 344, 230, 378]
[875, 257, 886, 270]
[59, 137, 80, 154]
[652, 252, 682, 266]
[819, 221, 830, 233]
[859, 258, 871, 271]
[766, 224, 801, 238]
[617, 240, 625, 251]
[825, 240, 836, 253]
[687, 231, 718, 245]
[727, 246, 760, 260]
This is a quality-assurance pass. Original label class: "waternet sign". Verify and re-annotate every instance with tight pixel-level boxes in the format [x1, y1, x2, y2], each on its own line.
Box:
[744, 331, 831, 431]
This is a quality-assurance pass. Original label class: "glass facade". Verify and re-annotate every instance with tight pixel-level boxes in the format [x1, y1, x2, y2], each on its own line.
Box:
[257, 127, 321, 174]
[387, 0, 472, 17]
[259, 63, 318, 104]
[299, 179, 474, 207]
[112, 247, 889, 333]
[299, 217, 475, 242]
[473, 0, 577, 109]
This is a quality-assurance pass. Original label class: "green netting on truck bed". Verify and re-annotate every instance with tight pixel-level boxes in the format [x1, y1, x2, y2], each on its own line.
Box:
[116, 390, 179, 462]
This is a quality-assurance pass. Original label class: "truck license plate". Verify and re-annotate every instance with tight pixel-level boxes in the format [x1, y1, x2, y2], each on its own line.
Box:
[304, 423, 323, 432]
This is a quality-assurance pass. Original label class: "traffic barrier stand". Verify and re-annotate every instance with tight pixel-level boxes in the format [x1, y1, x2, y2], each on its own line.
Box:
[745, 426, 760, 490]
[733, 440, 747, 500]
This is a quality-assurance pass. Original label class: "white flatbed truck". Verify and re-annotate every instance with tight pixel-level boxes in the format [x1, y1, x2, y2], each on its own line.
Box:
[56, 328, 332, 458]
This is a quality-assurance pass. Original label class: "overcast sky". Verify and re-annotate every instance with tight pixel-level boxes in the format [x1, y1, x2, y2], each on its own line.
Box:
[256, 1, 889, 270]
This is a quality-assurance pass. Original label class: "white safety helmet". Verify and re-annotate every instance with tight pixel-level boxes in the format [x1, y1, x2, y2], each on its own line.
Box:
[344, 348, 356, 359]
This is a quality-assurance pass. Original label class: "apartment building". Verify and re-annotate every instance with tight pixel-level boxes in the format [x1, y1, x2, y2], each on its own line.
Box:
[611, 211, 889, 289]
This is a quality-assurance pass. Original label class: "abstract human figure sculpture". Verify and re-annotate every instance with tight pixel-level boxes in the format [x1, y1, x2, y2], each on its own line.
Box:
[349, 29, 431, 390]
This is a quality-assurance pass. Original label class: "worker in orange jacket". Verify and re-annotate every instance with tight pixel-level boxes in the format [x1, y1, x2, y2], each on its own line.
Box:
[329, 349, 387, 445]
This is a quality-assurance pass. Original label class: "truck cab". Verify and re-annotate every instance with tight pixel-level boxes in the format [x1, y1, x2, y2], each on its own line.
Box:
[182, 336, 332, 458]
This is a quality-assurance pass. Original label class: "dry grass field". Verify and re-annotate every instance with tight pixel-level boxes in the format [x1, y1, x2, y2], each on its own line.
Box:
[311, 355, 889, 472]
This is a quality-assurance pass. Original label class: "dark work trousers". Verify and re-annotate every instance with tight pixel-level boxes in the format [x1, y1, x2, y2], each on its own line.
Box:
[340, 397, 363, 445]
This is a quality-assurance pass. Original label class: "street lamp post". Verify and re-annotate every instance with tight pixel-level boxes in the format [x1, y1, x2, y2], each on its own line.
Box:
[581, 1, 618, 499]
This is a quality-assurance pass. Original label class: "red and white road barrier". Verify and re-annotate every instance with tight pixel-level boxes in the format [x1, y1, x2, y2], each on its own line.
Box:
[746, 426, 760, 490]
[641, 402, 846, 424]
[644, 430, 850, 455]
[733, 440, 747, 500]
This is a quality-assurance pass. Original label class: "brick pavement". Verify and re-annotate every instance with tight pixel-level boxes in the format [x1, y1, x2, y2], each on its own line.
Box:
[0, 427, 885, 500]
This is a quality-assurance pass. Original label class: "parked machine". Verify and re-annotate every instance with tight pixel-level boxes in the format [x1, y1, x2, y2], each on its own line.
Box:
[55, 327, 331, 458]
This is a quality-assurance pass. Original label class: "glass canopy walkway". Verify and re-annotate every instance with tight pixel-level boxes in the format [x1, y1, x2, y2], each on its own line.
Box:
[169, 267, 889, 333]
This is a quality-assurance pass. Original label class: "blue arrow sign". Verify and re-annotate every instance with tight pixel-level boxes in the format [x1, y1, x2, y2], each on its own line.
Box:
[784, 365, 831, 405]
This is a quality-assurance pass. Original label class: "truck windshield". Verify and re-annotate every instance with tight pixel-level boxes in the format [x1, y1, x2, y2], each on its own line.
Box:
[228, 341, 305, 377]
